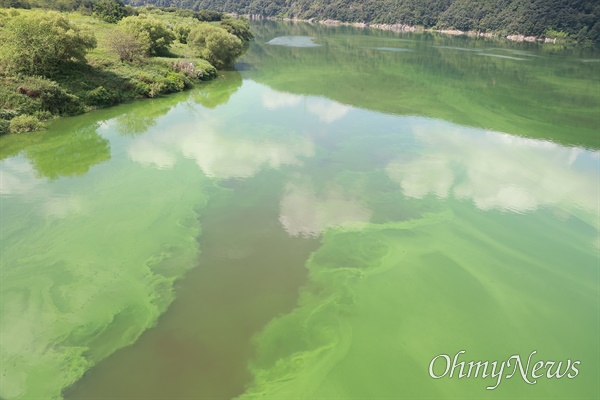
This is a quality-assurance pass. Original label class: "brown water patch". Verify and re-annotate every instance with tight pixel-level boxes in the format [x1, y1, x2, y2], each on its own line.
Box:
[64, 174, 319, 400]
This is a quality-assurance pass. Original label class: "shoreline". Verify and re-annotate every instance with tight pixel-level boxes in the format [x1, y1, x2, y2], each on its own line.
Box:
[245, 14, 558, 44]
[0, 7, 249, 136]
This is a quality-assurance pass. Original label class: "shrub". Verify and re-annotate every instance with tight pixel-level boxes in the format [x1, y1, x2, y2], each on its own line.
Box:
[148, 81, 166, 98]
[171, 60, 195, 76]
[188, 24, 244, 69]
[107, 28, 146, 62]
[175, 9, 194, 18]
[0, 0, 30, 10]
[0, 108, 18, 120]
[164, 72, 185, 92]
[20, 77, 85, 115]
[33, 110, 53, 121]
[194, 10, 222, 22]
[0, 11, 96, 77]
[181, 74, 194, 88]
[132, 80, 151, 97]
[93, 0, 127, 23]
[131, 73, 166, 98]
[6, 76, 84, 116]
[545, 29, 569, 39]
[220, 17, 253, 42]
[171, 60, 215, 80]
[0, 120, 9, 136]
[86, 86, 113, 106]
[0, 83, 38, 115]
[174, 23, 192, 44]
[195, 61, 217, 81]
[135, 72, 154, 84]
[9, 114, 44, 133]
[119, 15, 175, 56]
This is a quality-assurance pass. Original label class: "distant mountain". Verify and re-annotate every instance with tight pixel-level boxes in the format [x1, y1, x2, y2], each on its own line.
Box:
[121, 0, 600, 45]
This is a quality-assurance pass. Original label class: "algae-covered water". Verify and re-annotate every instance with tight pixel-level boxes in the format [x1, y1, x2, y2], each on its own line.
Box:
[1, 21, 599, 399]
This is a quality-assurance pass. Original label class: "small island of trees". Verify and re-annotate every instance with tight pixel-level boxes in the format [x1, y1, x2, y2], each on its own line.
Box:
[0, 0, 252, 134]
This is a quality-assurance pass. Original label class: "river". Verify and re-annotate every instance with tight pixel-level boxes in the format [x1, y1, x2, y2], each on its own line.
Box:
[1, 20, 599, 399]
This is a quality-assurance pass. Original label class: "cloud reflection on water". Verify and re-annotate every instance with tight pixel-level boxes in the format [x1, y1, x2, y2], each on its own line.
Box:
[261, 89, 302, 109]
[260, 87, 351, 123]
[0, 158, 39, 196]
[0, 158, 83, 218]
[306, 100, 350, 123]
[279, 180, 372, 237]
[128, 139, 177, 170]
[386, 126, 599, 216]
[122, 82, 599, 221]
[128, 85, 357, 179]
[179, 126, 314, 179]
[128, 116, 314, 179]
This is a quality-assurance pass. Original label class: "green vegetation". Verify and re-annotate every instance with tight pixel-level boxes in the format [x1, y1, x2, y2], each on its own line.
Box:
[0, 10, 96, 76]
[132, 0, 599, 46]
[0, 4, 252, 135]
[221, 16, 254, 42]
[8, 114, 45, 133]
[93, 0, 128, 23]
[188, 22, 244, 68]
[120, 14, 175, 55]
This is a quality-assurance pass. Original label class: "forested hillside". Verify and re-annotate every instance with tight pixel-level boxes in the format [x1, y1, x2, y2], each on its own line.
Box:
[118, 0, 600, 45]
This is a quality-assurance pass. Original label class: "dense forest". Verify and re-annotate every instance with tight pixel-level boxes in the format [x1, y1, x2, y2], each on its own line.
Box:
[117, 0, 600, 45]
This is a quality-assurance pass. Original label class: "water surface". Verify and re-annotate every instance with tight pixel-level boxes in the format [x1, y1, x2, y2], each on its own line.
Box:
[1, 21, 599, 400]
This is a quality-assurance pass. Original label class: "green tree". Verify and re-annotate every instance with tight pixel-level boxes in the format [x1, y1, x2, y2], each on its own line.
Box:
[119, 14, 175, 56]
[0, 11, 96, 76]
[93, 0, 127, 23]
[188, 23, 244, 68]
[106, 27, 146, 61]
[0, 0, 31, 9]
[194, 9, 223, 22]
[220, 16, 253, 42]
[174, 22, 192, 43]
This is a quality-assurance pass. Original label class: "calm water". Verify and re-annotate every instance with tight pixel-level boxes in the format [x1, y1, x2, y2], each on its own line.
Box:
[1, 21, 599, 399]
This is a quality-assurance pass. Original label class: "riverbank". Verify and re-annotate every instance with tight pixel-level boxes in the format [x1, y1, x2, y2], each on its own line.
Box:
[247, 14, 561, 44]
[0, 57, 217, 135]
[0, 6, 250, 135]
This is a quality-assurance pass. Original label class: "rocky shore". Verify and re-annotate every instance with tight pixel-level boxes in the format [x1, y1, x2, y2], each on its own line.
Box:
[246, 14, 559, 44]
